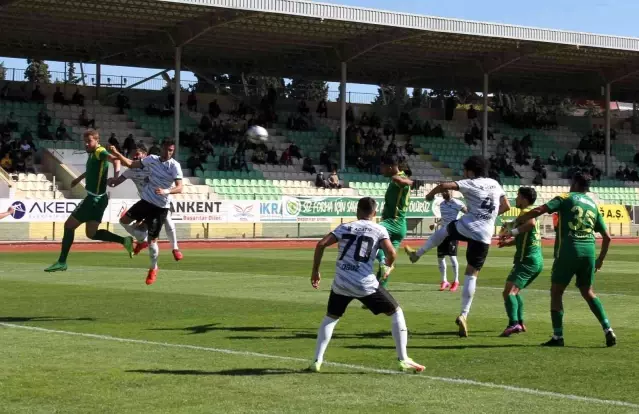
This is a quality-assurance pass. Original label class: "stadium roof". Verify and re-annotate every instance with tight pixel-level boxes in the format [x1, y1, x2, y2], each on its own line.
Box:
[2, 0, 639, 99]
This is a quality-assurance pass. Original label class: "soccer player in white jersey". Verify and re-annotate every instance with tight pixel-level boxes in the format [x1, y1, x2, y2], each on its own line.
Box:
[108, 145, 183, 262]
[309, 197, 424, 373]
[108, 140, 183, 285]
[434, 190, 467, 292]
[405, 156, 510, 337]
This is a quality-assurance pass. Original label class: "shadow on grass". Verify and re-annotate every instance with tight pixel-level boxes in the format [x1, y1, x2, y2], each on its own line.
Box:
[227, 330, 394, 341]
[345, 344, 534, 350]
[148, 324, 295, 335]
[127, 368, 368, 376]
[0, 316, 96, 323]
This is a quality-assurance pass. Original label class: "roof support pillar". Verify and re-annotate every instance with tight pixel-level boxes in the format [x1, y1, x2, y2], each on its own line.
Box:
[482, 72, 489, 159]
[173, 46, 182, 156]
[95, 63, 101, 100]
[340, 61, 347, 171]
[605, 82, 611, 176]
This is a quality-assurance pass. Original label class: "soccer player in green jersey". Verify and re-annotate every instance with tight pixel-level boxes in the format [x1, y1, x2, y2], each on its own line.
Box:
[376, 154, 413, 287]
[497, 187, 543, 337]
[45, 129, 134, 272]
[515, 172, 615, 347]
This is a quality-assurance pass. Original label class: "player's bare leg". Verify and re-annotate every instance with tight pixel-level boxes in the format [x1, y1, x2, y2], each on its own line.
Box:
[456, 264, 479, 338]
[146, 238, 160, 285]
[164, 216, 183, 261]
[405, 226, 450, 263]
[579, 285, 616, 347]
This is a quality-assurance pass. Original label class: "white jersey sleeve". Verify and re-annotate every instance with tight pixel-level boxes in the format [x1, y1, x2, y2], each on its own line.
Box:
[122, 167, 148, 196]
[440, 198, 466, 227]
[454, 178, 505, 244]
[331, 220, 390, 298]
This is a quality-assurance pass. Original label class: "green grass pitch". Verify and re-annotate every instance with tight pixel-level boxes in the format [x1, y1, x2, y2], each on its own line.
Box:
[0, 245, 638, 413]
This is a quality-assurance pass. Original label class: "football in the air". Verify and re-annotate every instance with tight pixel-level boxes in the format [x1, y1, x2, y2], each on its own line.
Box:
[246, 125, 269, 144]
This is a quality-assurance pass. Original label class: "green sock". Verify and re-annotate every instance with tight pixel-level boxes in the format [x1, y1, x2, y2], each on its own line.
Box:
[516, 294, 524, 325]
[92, 229, 125, 245]
[586, 297, 611, 330]
[376, 249, 388, 287]
[504, 295, 519, 326]
[58, 228, 75, 263]
[551, 310, 564, 337]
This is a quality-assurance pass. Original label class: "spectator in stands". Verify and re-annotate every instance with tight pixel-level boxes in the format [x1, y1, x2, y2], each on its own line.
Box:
[199, 115, 212, 132]
[298, 99, 309, 115]
[72, 88, 85, 106]
[252, 148, 266, 165]
[315, 172, 326, 188]
[288, 143, 302, 159]
[108, 133, 121, 153]
[31, 85, 45, 102]
[1, 152, 13, 172]
[634, 151, 639, 166]
[79, 109, 96, 129]
[37, 122, 52, 140]
[504, 161, 522, 179]
[616, 165, 626, 181]
[585, 151, 593, 166]
[280, 147, 292, 166]
[520, 134, 532, 150]
[386, 139, 398, 156]
[21, 127, 33, 142]
[316, 99, 328, 118]
[5, 112, 18, 132]
[167, 90, 175, 109]
[327, 167, 341, 189]
[563, 151, 574, 167]
[532, 156, 547, 179]
[187, 149, 205, 176]
[464, 127, 477, 146]
[533, 171, 544, 185]
[24, 153, 36, 174]
[116, 91, 130, 114]
[266, 147, 278, 164]
[37, 108, 51, 127]
[209, 99, 222, 119]
[320, 145, 331, 171]
[148, 141, 161, 156]
[53, 87, 69, 106]
[467, 105, 478, 127]
[405, 137, 417, 156]
[359, 112, 370, 126]
[55, 121, 70, 141]
[370, 113, 381, 129]
[0, 83, 8, 100]
[19, 138, 34, 155]
[303, 156, 316, 175]
[346, 106, 355, 124]
[123, 134, 137, 157]
[496, 138, 507, 157]
[630, 168, 639, 182]
[624, 164, 631, 180]
[356, 156, 369, 172]
[573, 150, 582, 166]
[187, 90, 198, 112]
[548, 151, 559, 166]
[590, 164, 602, 181]
[432, 124, 444, 138]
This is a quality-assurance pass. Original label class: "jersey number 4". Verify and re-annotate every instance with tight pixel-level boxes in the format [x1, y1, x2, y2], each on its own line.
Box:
[480, 197, 495, 213]
[339, 234, 374, 262]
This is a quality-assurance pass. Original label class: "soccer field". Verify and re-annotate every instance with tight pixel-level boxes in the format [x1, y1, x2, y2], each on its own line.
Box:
[1, 245, 638, 413]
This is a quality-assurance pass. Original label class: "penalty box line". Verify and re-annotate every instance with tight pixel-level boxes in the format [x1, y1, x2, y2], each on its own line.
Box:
[1, 322, 637, 410]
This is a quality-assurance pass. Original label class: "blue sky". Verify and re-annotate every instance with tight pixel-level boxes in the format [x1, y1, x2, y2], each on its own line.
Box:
[2, 0, 639, 97]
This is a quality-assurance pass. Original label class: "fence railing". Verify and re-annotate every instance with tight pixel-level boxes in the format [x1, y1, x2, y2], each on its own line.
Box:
[3, 67, 377, 104]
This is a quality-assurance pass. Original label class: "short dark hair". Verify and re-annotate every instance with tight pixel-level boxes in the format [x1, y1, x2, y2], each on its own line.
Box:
[381, 154, 399, 167]
[357, 197, 377, 216]
[136, 145, 148, 153]
[463, 155, 488, 177]
[162, 139, 176, 147]
[572, 171, 592, 191]
[518, 187, 537, 205]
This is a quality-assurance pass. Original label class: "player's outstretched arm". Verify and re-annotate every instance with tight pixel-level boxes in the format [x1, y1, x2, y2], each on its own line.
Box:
[380, 238, 396, 268]
[311, 233, 338, 289]
[425, 182, 459, 201]
[0, 206, 15, 220]
[506, 218, 536, 239]
[71, 172, 87, 188]
[108, 175, 128, 188]
[155, 179, 183, 196]
[515, 205, 549, 226]
[107, 145, 142, 169]
[595, 213, 611, 271]
[498, 195, 510, 215]
[392, 174, 413, 188]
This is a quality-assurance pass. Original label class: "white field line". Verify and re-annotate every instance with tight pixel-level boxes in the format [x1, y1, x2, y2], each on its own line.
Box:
[1, 322, 638, 409]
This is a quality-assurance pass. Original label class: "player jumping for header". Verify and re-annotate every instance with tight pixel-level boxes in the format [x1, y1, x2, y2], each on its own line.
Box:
[107, 145, 183, 261]
[404, 156, 510, 337]
[376, 154, 413, 287]
[45, 130, 134, 272]
[497, 187, 543, 337]
[309, 197, 424, 373]
[514, 172, 615, 347]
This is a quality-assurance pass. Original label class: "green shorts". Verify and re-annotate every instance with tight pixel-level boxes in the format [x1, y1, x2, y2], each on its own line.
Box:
[71, 194, 108, 223]
[551, 256, 595, 288]
[380, 218, 407, 248]
[507, 260, 543, 289]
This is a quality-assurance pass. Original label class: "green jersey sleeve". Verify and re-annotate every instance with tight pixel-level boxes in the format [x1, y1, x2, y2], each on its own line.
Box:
[545, 194, 567, 213]
[594, 210, 607, 233]
[95, 146, 110, 162]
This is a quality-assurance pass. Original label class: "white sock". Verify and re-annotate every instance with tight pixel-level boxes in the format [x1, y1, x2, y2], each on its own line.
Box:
[391, 308, 409, 361]
[450, 256, 460, 283]
[460, 275, 477, 317]
[314, 316, 339, 364]
[417, 226, 449, 257]
[164, 217, 179, 250]
[149, 241, 159, 269]
[438, 257, 447, 283]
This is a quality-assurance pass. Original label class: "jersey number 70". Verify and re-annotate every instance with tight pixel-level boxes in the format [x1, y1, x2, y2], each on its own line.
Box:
[339, 234, 374, 262]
